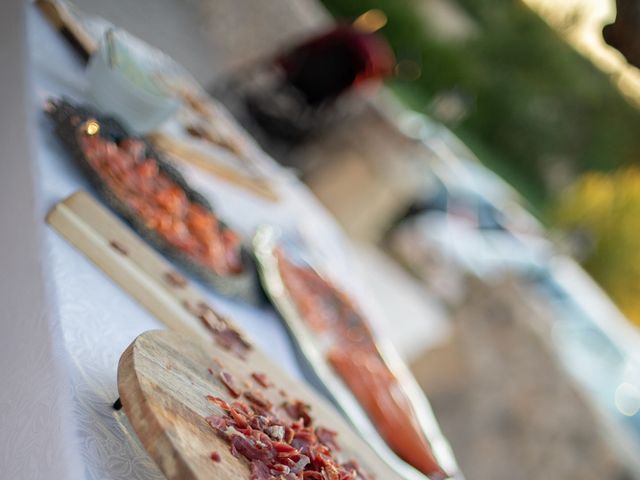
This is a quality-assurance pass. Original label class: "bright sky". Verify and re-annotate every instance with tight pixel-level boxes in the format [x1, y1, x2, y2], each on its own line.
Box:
[522, 0, 640, 107]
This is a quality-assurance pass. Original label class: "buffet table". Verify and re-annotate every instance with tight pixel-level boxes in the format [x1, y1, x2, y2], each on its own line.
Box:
[0, 4, 450, 478]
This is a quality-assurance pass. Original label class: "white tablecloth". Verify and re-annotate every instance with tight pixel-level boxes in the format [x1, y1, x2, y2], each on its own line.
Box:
[17, 2, 452, 480]
[24, 5, 414, 479]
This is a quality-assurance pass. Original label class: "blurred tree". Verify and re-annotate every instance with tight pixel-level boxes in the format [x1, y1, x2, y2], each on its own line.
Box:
[554, 168, 640, 327]
[319, 0, 640, 213]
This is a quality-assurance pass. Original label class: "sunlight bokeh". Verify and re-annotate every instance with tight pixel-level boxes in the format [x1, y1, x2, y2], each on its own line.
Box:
[523, 0, 640, 106]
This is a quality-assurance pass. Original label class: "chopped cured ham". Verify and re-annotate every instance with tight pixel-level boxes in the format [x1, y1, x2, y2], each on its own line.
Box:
[78, 132, 244, 275]
[205, 387, 374, 480]
[183, 301, 252, 359]
[251, 372, 271, 389]
[219, 370, 242, 398]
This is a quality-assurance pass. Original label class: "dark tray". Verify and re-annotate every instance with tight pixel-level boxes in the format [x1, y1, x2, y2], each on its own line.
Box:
[45, 98, 260, 304]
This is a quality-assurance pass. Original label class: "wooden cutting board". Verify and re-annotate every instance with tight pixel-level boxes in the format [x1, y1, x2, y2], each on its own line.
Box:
[118, 330, 404, 480]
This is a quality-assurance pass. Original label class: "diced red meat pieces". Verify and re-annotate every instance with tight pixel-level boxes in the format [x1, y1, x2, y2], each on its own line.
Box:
[219, 370, 242, 398]
[78, 132, 244, 275]
[205, 378, 374, 480]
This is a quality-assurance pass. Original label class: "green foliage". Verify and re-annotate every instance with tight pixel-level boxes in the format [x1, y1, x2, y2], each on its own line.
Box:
[554, 169, 640, 327]
[319, 0, 640, 212]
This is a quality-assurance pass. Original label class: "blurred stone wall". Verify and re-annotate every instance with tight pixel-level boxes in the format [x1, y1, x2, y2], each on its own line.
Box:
[412, 277, 638, 480]
[288, 102, 427, 242]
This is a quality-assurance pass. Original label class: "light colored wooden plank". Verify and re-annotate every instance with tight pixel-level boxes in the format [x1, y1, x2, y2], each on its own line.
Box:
[46, 190, 219, 342]
[46, 192, 405, 477]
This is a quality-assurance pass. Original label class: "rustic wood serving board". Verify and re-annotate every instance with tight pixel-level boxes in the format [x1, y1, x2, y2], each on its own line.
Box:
[46, 191, 215, 341]
[46, 191, 403, 479]
[118, 329, 404, 480]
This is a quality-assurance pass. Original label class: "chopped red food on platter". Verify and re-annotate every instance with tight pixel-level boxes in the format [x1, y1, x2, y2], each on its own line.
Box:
[276, 249, 448, 478]
[244, 390, 273, 411]
[205, 388, 374, 480]
[251, 372, 271, 389]
[315, 427, 339, 452]
[219, 370, 242, 398]
[283, 400, 313, 427]
[210, 451, 221, 462]
[213, 328, 252, 359]
[164, 270, 188, 288]
[183, 301, 252, 359]
[207, 394, 231, 411]
[79, 132, 243, 275]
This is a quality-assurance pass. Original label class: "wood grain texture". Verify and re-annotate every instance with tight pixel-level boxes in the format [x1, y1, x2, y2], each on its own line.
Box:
[118, 330, 404, 480]
[47, 192, 403, 479]
[46, 190, 221, 342]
